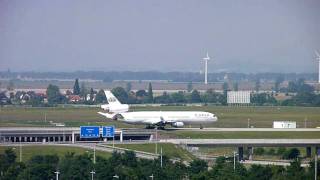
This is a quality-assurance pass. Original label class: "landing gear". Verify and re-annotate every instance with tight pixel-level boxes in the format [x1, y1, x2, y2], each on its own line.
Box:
[146, 125, 155, 129]
[145, 125, 165, 130]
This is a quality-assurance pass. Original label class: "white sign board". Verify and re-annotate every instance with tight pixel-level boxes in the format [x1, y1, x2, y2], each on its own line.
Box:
[273, 121, 296, 129]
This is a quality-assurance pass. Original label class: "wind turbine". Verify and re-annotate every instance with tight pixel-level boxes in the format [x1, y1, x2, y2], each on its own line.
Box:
[316, 50, 320, 83]
[203, 52, 210, 84]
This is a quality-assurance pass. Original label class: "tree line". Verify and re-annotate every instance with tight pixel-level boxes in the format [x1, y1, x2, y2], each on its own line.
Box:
[1, 78, 320, 107]
[0, 148, 318, 180]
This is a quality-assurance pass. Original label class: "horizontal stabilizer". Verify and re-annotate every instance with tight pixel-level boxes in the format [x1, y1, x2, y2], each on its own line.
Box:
[98, 112, 117, 119]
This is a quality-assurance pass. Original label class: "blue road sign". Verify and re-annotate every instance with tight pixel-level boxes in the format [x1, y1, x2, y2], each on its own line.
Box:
[80, 126, 100, 138]
[102, 126, 115, 137]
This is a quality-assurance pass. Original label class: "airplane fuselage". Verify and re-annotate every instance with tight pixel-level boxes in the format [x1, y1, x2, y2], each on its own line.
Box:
[118, 111, 217, 126]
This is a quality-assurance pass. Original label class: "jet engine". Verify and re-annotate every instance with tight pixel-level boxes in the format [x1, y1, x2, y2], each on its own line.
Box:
[172, 122, 184, 128]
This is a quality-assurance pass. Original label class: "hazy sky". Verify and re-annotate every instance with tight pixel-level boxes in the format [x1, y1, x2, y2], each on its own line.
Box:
[0, 0, 320, 73]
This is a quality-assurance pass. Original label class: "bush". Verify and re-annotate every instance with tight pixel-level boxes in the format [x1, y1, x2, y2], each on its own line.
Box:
[267, 148, 276, 155]
[282, 148, 300, 159]
[277, 147, 286, 155]
[254, 148, 265, 155]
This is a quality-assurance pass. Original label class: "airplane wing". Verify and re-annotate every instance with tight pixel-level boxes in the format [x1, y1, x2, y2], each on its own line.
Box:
[142, 118, 163, 125]
[97, 112, 117, 119]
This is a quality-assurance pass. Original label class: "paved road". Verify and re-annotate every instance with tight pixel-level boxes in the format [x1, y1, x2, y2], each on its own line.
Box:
[241, 160, 310, 167]
[161, 139, 320, 147]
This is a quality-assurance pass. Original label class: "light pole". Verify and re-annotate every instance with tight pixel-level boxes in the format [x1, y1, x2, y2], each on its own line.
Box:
[149, 174, 154, 180]
[155, 127, 158, 154]
[305, 117, 307, 128]
[113, 135, 115, 148]
[316, 154, 318, 180]
[233, 151, 238, 172]
[54, 171, 60, 180]
[247, 118, 250, 128]
[93, 144, 96, 164]
[19, 141, 22, 162]
[160, 147, 163, 168]
[90, 170, 95, 180]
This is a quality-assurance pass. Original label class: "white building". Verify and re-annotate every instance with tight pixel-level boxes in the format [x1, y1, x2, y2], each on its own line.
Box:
[227, 91, 251, 104]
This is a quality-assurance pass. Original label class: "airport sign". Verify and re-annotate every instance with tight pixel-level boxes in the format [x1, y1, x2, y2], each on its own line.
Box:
[102, 126, 115, 137]
[80, 126, 100, 138]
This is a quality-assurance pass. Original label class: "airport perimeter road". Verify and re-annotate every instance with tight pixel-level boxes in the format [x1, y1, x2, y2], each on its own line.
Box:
[165, 128, 320, 132]
[241, 160, 310, 167]
[161, 139, 320, 147]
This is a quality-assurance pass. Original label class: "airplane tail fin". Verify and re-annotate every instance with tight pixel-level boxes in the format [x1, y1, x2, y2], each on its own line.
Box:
[104, 90, 121, 105]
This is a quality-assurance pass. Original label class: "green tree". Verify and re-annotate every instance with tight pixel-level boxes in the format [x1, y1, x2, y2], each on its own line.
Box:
[89, 88, 94, 102]
[189, 159, 207, 174]
[191, 90, 201, 103]
[80, 82, 88, 98]
[59, 153, 93, 180]
[154, 91, 171, 104]
[274, 76, 284, 92]
[73, 78, 80, 95]
[126, 82, 132, 93]
[255, 78, 260, 92]
[112, 87, 128, 103]
[222, 82, 229, 92]
[18, 155, 59, 180]
[247, 165, 272, 180]
[46, 84, 63, 105]
[187, 82, 193, 93]
[282, 148, 300, 159]
[148, 83, 153, 103]
[286, 159, 307, 180]
[95, 89, 106, 103]
[0, 149, 17, 174]
[122, 151, 137, 167]
[7, 80, 14, 91]
[208, 156, 247, 179]
[3, 162, 25, 180]
[254, 148, 265, 155]
[171, 91, 186, 103]
[233, 82, 239, 91]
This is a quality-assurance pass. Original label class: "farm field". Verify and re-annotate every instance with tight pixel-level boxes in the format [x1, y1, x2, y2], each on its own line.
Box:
[1, 106, 320, 128]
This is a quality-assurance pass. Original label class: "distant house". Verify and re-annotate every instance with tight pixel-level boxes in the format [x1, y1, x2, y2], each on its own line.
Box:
[0, 91, 9, 104]
[68, 95, 81, 102]
[86, 93, 96, 101]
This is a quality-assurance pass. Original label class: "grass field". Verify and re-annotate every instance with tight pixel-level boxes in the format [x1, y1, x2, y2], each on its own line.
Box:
[0, 145, 111, 162]
[1, 106, 320, 128]
[114, 143, 194, 161]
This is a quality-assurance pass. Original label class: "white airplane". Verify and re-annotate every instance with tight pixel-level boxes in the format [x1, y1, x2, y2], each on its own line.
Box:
[98, 90, 218, 128]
